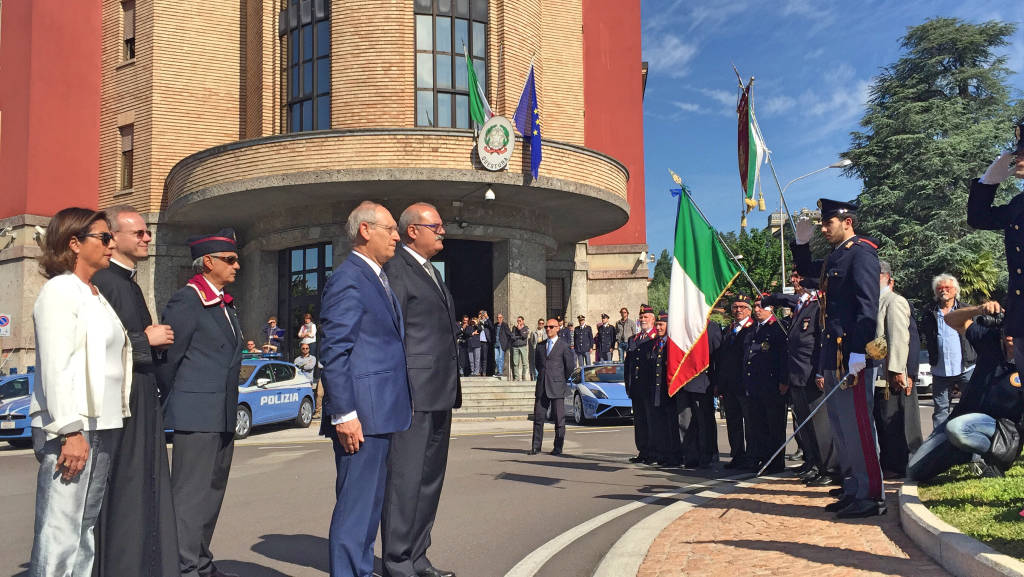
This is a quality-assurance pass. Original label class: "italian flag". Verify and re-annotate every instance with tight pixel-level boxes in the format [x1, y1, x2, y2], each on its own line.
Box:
[466, 45, 493, 126]
[667, 187, 742, 396]
[737, 80, 765, 209]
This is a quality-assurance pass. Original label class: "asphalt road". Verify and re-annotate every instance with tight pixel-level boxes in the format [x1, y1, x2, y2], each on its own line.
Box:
[0, 402, 937, 577]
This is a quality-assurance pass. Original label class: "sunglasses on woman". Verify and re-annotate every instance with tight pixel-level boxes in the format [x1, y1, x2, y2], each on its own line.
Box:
[79, 232, 114, 246]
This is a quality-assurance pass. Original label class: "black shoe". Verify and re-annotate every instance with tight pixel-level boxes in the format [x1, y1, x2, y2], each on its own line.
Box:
[797, 466, 820, 481]
[805, 474, 833, 487]
[629, 454, 646, 463]
[785, 449, 804, 462]
[828, 487, 845, 497]
[550, 448, 563, 456]
[836, 500, 887, 519]
[824, 496, 855, 512]
[527, 449, 538, 455]
[418, 568, 456, 577]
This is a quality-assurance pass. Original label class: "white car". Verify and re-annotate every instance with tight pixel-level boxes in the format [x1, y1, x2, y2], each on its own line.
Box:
[916, 350, 932, 397]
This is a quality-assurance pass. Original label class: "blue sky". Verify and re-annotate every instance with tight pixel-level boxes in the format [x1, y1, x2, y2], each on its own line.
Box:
[640, 0, 1024, 261]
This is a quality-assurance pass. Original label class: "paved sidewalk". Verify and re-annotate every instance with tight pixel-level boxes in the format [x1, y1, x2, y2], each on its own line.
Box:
[639, 477, 948, 577]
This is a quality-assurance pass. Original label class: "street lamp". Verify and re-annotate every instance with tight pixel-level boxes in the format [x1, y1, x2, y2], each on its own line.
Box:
[777, 158, 852, 289]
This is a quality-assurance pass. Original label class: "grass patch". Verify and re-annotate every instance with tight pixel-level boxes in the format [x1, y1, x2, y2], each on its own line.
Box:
[918, 461, 1024, 559]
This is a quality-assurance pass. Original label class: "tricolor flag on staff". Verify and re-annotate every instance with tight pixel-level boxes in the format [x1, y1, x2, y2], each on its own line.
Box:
[666, 172, 742, 396]
[737, 76, 767, 218]
[465, 44, 493, 126]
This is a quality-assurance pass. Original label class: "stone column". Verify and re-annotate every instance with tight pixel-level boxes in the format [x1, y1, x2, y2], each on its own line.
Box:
[568, 241, 589, 320]
[493, 238, 546, 330]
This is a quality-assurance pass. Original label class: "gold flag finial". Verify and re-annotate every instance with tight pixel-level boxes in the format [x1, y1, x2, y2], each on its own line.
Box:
[669, 169, 682, 186]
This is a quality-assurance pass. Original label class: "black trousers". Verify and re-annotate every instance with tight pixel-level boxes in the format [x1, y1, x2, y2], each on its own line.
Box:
[381, 410, 452, 577]
[678, 390, 717, 466]
[171, 432, 234, 577]
[721, 392, 748, 460]
[630, 392, 652, 458]
[874, 385, 923, 477]
[747, 393, 787, 470]
[532, 393, 566, 451]
[649, 396, 680, 462]
[789, 385, 821, 468]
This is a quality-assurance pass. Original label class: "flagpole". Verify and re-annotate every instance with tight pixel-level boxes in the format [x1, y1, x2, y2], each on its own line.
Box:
[677, 182, 763, 296]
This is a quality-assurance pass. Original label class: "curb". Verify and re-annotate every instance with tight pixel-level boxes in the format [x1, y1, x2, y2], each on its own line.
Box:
[592, 473, 756, 577]
[900, 481, 1024, 577]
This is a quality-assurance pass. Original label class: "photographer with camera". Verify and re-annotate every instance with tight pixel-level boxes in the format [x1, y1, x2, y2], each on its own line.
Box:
[907, 302, 1022, 481]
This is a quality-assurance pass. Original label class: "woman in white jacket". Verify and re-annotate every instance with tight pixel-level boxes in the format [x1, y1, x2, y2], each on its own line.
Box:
[28, 208, 132, 577]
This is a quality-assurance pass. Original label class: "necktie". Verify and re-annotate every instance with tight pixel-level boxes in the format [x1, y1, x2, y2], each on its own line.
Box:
[547, 340, 554, 355]
[379, 270, 398, 317]
[424, 262, 447, 302]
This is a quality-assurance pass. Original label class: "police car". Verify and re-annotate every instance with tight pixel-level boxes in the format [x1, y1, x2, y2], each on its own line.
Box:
[236, 359, 316, 439]
[0, 372, 33, 448]
[564, 362, 633, 425]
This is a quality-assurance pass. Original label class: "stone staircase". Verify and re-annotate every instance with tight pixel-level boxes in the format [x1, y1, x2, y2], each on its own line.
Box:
[453, 376, 536, 416]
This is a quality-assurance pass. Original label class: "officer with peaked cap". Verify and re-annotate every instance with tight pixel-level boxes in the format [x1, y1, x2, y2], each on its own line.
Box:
[639, 311, 683, 466]
[157, 228, 244, 577]
[716, 295, 757, 469]
[625, 304, 657, 463]
[792, 199, 885, 518]
[968, 122, 1024, 369]
[745, 296, 789, 474]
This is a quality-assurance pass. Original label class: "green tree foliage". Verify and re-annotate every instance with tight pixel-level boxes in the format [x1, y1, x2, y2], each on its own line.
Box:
[844, 17, 1023, 307]
[719, 226, 792, 297]
[647, 249, 672, 313]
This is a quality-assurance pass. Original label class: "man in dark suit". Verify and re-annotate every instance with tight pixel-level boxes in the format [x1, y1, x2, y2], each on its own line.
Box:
[745, 298, 789, 474]
[717, 297, 756, 469]
[761, 270, 835, 485]
[530, 318, 576, 455]
[319, 201, 413, 577]
[158, 229, 243, 577]
[573, 315, 595, 368]
[381, 203, 460, 577]
[675, 320, 722, 468]
[595, 314, 616, 362]
[624, 304, 657, 463]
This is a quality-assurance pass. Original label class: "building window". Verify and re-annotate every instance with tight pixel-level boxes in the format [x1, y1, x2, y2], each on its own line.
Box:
[414, 0, 487, 128]
[119, 125, 133, 191]
[546, 277, 565, 320]
[281, 0, 330, 132]
[122, 1, 135, 61]
[279, 242, 333, 358]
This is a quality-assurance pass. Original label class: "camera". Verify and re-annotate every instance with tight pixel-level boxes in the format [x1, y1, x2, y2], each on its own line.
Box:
[975, 312, 1005, 328]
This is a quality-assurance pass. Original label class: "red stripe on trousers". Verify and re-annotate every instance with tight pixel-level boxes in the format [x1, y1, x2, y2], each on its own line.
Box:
[851, 371, 882, 499]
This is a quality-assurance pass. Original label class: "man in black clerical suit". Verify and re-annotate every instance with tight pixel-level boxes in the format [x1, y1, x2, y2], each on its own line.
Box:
[158, 229, 243, 577]
[92, 206, 178, 577]
[530, 318, 576, 455]
[380, 202, 461, 577]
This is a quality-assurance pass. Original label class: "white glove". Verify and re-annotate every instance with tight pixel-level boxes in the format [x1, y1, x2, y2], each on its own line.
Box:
[794, 216, 814, 245]
[847, 352, 866, 377]
[980, 152, 1015, 185]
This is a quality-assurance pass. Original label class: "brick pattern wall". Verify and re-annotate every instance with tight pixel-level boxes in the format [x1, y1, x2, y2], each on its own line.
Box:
[99, 0, 153, 211]
[492, 0, 541, 119]
[244, 0, 263, 138]
[539, 0, 583, 145]
[165, 133, 627, 206]
[332, 0, 413, 128]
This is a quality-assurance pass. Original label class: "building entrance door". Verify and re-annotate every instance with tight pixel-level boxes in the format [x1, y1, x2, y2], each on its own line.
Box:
[278, 242, 333, 359]
[432, 239, 492, 320]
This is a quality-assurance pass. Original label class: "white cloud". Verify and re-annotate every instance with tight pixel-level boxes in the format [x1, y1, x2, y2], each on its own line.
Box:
[699, 88, 736, 108]
[759, 95, 797, 116]
[780, 0, 837, 34]
[643, 34, 699, 78]
[672, 101, 706, 113]
[688, 1, 750, 33]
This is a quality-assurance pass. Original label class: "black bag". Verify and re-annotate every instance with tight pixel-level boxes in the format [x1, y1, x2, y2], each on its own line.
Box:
[984, 418, 1023, 471]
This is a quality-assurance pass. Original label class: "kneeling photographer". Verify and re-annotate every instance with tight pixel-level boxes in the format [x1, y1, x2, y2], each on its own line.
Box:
[908, 301, 1023, 481]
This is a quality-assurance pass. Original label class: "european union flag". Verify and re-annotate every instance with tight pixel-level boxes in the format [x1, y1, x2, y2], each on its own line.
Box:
[513, 65, 542, 180]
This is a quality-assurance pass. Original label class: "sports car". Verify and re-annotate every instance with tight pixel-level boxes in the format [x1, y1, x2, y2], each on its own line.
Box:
[564, 362, 632, 425]
[0, 372, 34, 448]
[235, 359, 316, 439]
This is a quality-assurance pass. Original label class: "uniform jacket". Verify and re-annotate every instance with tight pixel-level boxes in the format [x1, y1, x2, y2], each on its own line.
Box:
[968, 178, 1024, 336]
[596, 323, 617, 353]
[158, 275, 242, 433]
[683, 321, 723, 395]
[639, 335, 675, 407]
[573, 324, 594, 353]
[624, 328, 655, 398]
[875, 288, 911, 381]
[318, 253, 412, 436]
[382, 246, 462, 412]
[715, 317, 755, 396]
[792, 235, 880, 372]
[31, 273, 133, 437]
[743, 318, 787, 398]
[761, 292, 821, 387]
[534, 337, 575, 399]
[919, 299, 977, 371]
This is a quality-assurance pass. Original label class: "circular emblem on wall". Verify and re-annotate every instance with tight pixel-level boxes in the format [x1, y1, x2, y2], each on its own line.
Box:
[477, 115, 515, 171]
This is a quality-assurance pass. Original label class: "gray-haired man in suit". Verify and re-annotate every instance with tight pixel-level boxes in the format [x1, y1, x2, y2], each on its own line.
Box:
[530, 319, 576, 455]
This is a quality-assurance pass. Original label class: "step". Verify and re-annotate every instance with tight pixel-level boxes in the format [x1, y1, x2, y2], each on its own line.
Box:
[458, 398, 535, 408]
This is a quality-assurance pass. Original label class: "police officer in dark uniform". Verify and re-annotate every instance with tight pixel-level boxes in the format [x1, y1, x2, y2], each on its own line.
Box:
[792, 198, 884, 518]
[715, 296, 757, 469]
[968, 123, 1024, 368]
[624, 304, 657, 464]
[744, 297, 789, 474]
[761, 270, 835, 485]
[639, 312, 683, 466]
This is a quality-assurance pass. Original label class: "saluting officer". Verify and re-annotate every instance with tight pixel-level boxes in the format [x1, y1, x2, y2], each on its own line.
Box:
[793, 198, 884, 519]
[968, 123, 1024, 368]
[744, 297, 789, 474]
[624, 304, 657, 464]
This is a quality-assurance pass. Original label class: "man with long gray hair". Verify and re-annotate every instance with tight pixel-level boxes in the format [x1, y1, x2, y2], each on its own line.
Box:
[920, 273, 976, 429]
